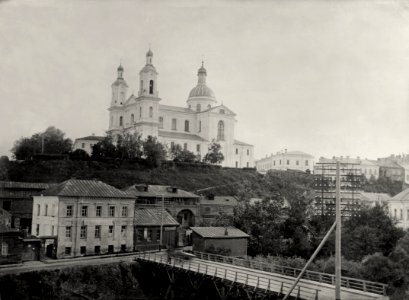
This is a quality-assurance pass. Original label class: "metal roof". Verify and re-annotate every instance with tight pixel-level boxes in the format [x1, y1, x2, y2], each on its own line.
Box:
[134, 208, 179, 226]
[190, 226, 249, 239]
[125, 184, 199, 199]
[390, 188, 409, 202]
[42, 179, 134, 198]
[233, 140, 253, 147]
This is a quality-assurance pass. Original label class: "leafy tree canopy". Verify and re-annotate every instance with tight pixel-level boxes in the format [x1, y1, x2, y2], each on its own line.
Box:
[169, 144, 199, 163]
[142, 136, 167, 167]
[11, 126, 72, 160]
[202, 141, 224, 164]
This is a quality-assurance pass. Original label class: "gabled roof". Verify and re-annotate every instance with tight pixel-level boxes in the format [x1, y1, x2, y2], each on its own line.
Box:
[207, 105, 236, 116]
[75, 136, 104, 142]
[125, 184, 199, 199]
[158, 130, 207, 142]
[134, 208, 179, 226]
[234, 140, 253, 147]
[390, 188, 409, 202]
[42, 179, 134, 198]
[190, 226, 249, 239]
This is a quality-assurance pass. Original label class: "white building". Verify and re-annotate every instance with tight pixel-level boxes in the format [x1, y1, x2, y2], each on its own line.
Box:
[255, 150, 314, 173]
[75, 50, 254, 168]
[72, 135, 104, 155]
[360, 159, 379, 180]
[388, 188, 409, 229]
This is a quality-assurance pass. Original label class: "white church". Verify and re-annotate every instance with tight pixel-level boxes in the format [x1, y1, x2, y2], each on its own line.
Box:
[73, 50, 254, 168]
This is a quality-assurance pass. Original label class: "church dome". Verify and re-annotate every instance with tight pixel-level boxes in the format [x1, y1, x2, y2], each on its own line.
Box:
[187, 62, 216, 101]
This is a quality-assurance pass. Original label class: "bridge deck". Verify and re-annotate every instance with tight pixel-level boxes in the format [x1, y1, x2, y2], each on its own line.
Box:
[135, 252, 389, 300]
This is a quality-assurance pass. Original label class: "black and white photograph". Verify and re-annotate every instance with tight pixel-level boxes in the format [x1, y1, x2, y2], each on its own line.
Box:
[0, 0, 408, 299]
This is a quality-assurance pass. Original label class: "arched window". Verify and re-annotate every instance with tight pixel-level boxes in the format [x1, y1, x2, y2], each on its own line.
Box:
[198, 121, 201, 132]
[184, 120, 189, 132]
[149, 106, 153, 118]
[119, 116, 123, 127]
[1, 242, 8, 256]
[196, 104, 201, 112]
[139, 107, 142, 118]
[149, 80, 154, 94]
[217, 120, 224, 141]
[159, 116, 164, 128]
[131, 114, 135, 123]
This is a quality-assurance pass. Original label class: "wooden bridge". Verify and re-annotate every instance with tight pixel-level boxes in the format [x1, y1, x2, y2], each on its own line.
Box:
[135, 251, 389, 300]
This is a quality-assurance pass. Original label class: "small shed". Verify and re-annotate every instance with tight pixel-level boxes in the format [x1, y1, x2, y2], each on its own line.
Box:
[190, 226, 249, 257]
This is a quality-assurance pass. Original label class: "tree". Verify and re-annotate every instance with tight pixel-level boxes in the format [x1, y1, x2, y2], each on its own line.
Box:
[169, 144, 199, 163]
[116, 131, 143, 160]
[0, 156, 9, 180]
[142, 136, 166, 167]
[11, 126, 72, 160]
[202, 141, 224, 164]
[91, 135, 118, 159]
[69, 149, 90, 160]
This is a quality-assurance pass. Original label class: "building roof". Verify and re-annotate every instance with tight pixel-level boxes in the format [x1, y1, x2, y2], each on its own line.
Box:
[74, 136, 105, 142]
[200, 196, 238, 206]
[234, 140, 253, 147]
[190, 226, 249, 239]
[159, 105, 195, 114]
[390, 188, 409, 202]
[42, 179, 134, 198]
[134, 208, 179, 226]
[377, 160, 403, 169]
[125, 184, 200, 199]
[0, 181, 55, 190]
[188, 84, 216, 99]
[359, 192, 391, 202]
[285, 151, 314, 157]
[158, 130, 207, 142]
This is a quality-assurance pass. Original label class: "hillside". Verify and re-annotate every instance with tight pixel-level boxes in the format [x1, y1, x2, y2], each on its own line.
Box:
[2, 160, 263, 195]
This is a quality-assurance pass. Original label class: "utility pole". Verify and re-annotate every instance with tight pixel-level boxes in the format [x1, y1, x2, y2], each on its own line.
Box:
[335, 160, 341, 299]
[159, 194, 164, 250]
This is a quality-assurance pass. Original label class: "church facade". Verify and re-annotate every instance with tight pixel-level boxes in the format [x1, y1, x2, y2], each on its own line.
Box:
[76, 50, 254, 168]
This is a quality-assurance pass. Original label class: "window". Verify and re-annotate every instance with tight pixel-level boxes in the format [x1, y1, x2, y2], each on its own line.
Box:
[247, 149, 249, 156]
[36, 224, 39, 236]
[217, 120, 224, 141]
[109, 206, 115, 217]
[170, 142, 174, 149]
[287, 160, 290, 165]
[109, 225, 114, 234]
[274, 161, 276, 166]
[2, 201, 11, 211]
[1, 242, 8, 257]
[66, 205, 73, 216]
[66, 226, 71, 238]
[37, 204, 41, 216]
[80, 246, 86, 255]
[121, 244, 127, 252]
[400, 209, 403, 220]
[45, 204, 48, 216]
[121, 225, 127, 236]
[236, 148, 238, 155]
[155, 230, 160, 242]
[147, 229, 152, 242]
[81, 206, 88, 217]
[149, 80, 154, 94]
[394, 209, 397, 218]
[279, 160, 282, 165]
[159, 117, 163, 128]
[196, 104, 201, 112]
[305, 160, 309, 166]
[80, 226, 87, 239]
[65, 247, 71, 255]
[235, 161, 238, 168]
[296, 160, 299, 166]
[95, 246, 101, 254]
[52, 204, 55, 216]
[108, 245, 114, 253]
[184, 120, 189, 132]
[219, 109, 225, 114]
[247, 162, 249, 168]
[119, 116, 123, 126]
[172, 118, 177, 130]
[149, 106, 153, 118]
[137, 229, 144, 242]
[131, 114, 135, 123]
[96, 206, 102, 217]
[198, 120, 201, 132]
[122, 206, 128, 217]
[95, 225, 101, 238]
[81, 143, 85, 149]
[184, 143, 188, 151]
[139, 107, 142, 118]
[407, 209, 409, 220]
[196, 144, 200, 152]
[51, 225, 55, 235]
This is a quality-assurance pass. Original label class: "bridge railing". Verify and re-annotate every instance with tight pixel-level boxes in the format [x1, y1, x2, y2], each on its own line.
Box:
[135, 251, 321, 300]
[193, 251, 387, 296]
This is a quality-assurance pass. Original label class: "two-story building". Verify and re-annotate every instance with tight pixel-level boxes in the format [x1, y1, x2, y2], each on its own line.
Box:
[255, 150, 314, 174]
[32, 179, 135, 258]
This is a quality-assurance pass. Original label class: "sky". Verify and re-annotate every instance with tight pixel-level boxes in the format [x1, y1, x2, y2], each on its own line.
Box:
[0, 0, 408, 160]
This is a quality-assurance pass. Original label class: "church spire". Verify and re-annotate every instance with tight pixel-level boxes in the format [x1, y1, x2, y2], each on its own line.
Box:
[117, 63, 124, 79]
[197, 61, 207, 84]
[146, 48, 153, 65]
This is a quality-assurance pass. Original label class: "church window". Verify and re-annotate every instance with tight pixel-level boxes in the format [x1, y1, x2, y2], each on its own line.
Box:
[305, 160, 309, 166]
[196, 104, 201, 112]
[184, 120, 189, 132]
[287, 160, 290, 165]
[139, 107, 142, 118]
[198, 121, 201, 132]
[149, 80, 154, 94]
[196, 144, 200, 152]
[149, 106, 153, 118]
[235, 161, 238, 168]
[296, 160, 299, 166]
[184, 143, 188, 150]
[217, 121, 225, 141]
[159, 117, 163, 128]
[172, 119, 177, 130]
[236, 148, 238, 155]
[247, 149, 249, 155]
[131, 114, 135, 123]
[119, 116, 123, 126]
[247, 162, 249, 168]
